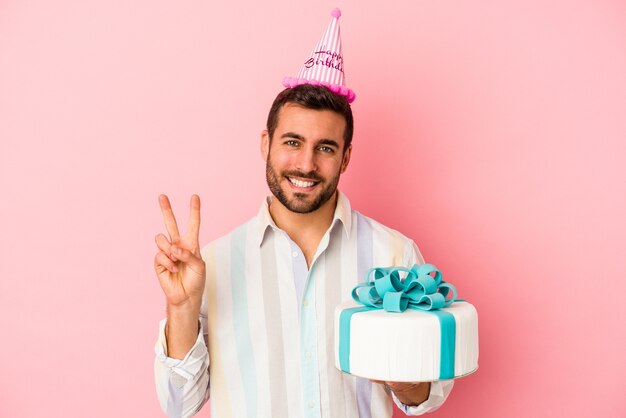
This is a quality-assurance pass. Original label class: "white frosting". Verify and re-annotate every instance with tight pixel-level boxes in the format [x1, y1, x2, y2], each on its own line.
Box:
[334, 300, 479, 382]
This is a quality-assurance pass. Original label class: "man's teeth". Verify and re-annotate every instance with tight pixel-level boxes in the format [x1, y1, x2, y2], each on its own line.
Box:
[289, 178, 316, 188]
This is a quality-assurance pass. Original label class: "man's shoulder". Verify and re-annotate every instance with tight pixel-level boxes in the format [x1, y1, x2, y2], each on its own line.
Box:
[340, 191, 415, 245]
[351, 209, 424, 265]
[199, 215, 258, 256]
[352, 209, 416, 245]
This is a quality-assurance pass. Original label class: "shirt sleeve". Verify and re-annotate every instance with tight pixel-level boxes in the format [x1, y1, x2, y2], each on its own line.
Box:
[404, 240, 426, 267]
[154, 296, 210, 418]
[391, 380, 455, 415]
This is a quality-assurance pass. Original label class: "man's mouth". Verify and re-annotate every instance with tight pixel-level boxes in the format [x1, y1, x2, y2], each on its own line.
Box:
[287, 176, 320, 189]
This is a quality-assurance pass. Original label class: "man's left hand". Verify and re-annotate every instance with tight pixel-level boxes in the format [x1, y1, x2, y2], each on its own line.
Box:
[371, 380, 431, 406]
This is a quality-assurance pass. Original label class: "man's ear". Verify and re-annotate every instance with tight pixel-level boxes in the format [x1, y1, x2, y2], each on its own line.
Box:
[340, 144, 352, 173]
[261, 130, 270, 162]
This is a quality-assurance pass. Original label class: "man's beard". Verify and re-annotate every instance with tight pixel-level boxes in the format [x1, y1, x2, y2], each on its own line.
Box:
[265, 158, 340, 214]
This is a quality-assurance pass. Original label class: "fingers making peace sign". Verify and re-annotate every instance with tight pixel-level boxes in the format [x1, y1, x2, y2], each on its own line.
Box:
[154, 194, 206, 308]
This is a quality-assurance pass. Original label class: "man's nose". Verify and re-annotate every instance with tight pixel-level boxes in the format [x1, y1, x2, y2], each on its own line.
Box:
[294, 146, 317, 173]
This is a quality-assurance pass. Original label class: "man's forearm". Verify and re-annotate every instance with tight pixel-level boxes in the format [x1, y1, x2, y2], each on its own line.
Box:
[165, 302, 201, 359]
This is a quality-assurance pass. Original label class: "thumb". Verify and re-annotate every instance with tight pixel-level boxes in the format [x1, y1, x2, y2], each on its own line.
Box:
[171, 245, 205, 271]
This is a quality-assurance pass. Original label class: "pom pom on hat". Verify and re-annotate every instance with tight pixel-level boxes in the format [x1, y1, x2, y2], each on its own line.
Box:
[331, 8, 341, 18]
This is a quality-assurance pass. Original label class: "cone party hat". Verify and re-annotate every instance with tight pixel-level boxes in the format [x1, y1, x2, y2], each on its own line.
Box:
[282, 8, 356, 103]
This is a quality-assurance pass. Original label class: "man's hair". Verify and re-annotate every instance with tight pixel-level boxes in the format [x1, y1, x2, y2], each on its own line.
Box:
[266, 84, 354, 151]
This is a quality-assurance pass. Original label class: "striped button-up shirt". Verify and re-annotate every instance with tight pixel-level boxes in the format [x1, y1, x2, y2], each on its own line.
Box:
[154, 191, 454, 418]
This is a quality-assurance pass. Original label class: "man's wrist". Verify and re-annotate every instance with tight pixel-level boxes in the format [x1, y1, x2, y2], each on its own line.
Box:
[167, 298, 201, 317]
[166, 304, 200, 336]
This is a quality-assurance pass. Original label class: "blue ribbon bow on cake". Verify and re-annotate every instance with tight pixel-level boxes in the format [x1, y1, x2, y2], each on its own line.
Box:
[351, 264, 457, 312]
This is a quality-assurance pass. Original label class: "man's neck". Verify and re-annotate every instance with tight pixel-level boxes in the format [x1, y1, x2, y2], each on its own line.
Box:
[268, 192, 338, 267]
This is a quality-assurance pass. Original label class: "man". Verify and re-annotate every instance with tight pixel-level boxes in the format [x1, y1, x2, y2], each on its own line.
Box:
[153, 85, 454, 417]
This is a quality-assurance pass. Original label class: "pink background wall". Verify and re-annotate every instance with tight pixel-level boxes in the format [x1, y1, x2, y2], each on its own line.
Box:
[1, 0, 624, 417]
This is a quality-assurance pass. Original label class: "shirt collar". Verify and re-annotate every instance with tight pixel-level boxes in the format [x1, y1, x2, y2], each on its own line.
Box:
[254, 190, 353, 247]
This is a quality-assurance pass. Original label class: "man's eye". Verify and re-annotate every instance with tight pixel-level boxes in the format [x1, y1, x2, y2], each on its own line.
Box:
[286, 140, 299, 146]
[319, 146, 334, 153]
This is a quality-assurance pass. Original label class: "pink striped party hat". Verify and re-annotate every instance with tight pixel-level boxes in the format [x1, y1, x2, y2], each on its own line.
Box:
[282, 8, 356, 103]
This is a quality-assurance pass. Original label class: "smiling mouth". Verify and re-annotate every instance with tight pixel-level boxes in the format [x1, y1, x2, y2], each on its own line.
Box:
[287, 177, 320, 188]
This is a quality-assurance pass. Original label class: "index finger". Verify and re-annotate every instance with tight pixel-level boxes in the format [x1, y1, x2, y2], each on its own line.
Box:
[158, 194, 181, 242]
[187, 194, 201, 244]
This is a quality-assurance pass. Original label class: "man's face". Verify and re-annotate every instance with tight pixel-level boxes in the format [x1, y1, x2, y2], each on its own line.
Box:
[262, 103, 352, 214]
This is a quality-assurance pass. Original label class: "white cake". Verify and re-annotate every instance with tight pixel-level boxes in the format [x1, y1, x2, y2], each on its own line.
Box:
[334, 300, 479, 382]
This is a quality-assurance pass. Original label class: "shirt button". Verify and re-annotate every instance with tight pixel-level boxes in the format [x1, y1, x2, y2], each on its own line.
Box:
[308, 401, 315, 409]
[305, 351, 312, 359]
[292, 251, 298, 258]
[303, 299, 309, 307]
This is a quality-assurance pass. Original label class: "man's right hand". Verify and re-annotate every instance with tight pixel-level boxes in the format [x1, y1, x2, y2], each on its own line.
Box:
[154, 194, 207, 359]
[154, 194, 206, 310]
